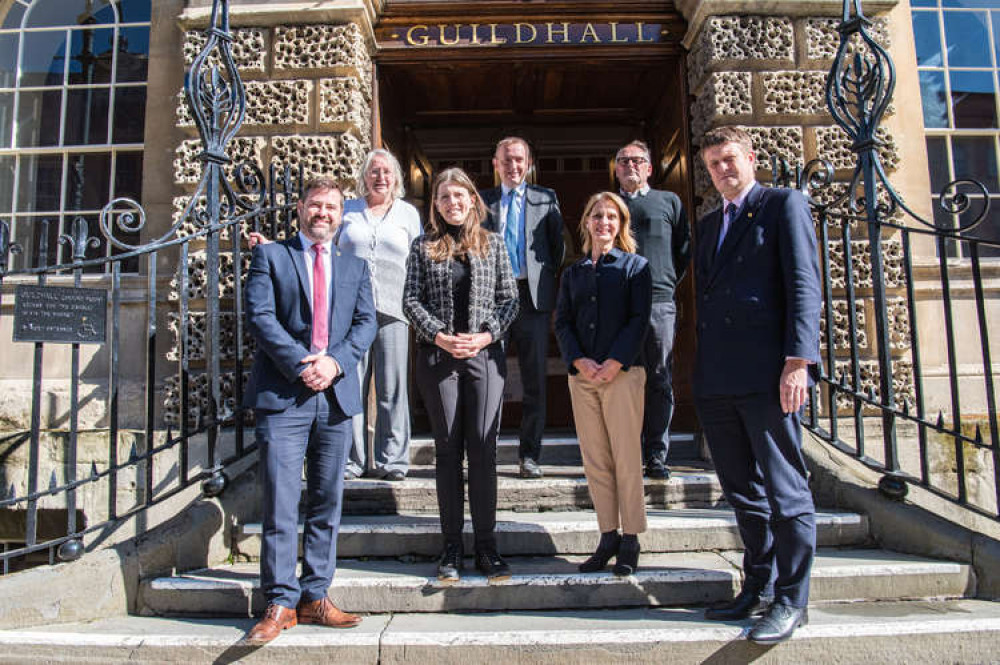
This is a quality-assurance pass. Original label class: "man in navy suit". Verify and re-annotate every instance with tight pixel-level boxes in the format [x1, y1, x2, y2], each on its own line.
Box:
[481, 137, 565, 478]
[695, 127, 821, 644]
[243, 177, 377, 645]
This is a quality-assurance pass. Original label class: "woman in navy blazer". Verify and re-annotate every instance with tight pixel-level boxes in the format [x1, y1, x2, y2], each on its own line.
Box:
[554, 192, 652, 576]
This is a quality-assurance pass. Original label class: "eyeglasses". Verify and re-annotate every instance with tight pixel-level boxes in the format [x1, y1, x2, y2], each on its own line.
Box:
[616, 156, 649, 165]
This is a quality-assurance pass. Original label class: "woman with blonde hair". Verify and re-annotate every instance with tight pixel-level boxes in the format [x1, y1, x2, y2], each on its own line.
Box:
[402, 167, 519, 583]
[554, 191, 652, 575]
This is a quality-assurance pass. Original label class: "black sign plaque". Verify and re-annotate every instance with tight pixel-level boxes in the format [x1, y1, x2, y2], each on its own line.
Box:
[13, 285, 107, 344]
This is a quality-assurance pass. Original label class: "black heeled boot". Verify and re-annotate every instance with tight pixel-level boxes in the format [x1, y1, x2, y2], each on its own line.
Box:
[578, 530, 621, 573]
[613, 534, 640, 576]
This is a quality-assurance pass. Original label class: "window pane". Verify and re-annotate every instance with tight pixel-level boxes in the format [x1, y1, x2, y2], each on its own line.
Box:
[951, 70, 997, 128]
[913, 12, 943, 67]
[17, 88, 62, 147]
[926, 136, 951, 192]
[64, 152, 111, 210]
[65, 87, 110, 145]
[68, 28, 114, 85]
[0, 154, 14, 213]
[0, 91, 12, 148]
[920, 70, 949, 128]
[952, 135, 999, 192]
[27, 1, 115, 29]
[967, 199, 1000, 257]
[943, 0, 1000, 7]
[20, 29, 67, 87]
[2, 4, 25, 30]
[12, 216, 60, 269]
[119, 0, 152, 24]
[112, 86, 145, 143]
[944, 11, 992, 67]
[17, 153, 63, 212]
[114, 151, 142, 201]
[116, 27, 149, 82]
[0, 33, 17, 88]
[912, 0, 937, 6]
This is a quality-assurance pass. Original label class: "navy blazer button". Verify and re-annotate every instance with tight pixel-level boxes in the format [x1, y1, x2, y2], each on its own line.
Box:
[724, 316, 732, 325]
[589, 323, 596, 329]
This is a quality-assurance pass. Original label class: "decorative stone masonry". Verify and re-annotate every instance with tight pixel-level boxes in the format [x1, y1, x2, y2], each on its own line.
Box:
[821, 300, 868, 352]
[687, 16, 794, 92]
[174, 137, 267, 185]
[827, 237, 906, 290]
[183, 27, 268, 76]
[271, 133, 367, 189]
[273, 23, 372, 94]
[815, 125, 900, 172]
[832, 358, 916, 412]
[176, 80, 314, 129]
[761, 71, 829, 116]
[166, 312, 257, 363]
[690, 71, 752, 138]
[163, 370, 251, 428]
[168, 251, 251, 303]
[804, 17, 891, 62]
[320, 77, 371, 139]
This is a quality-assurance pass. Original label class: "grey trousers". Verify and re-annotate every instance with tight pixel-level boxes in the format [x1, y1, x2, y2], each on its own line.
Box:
[642, 300, 677, 465]
[346, 312, 411, 476]
[506, 280, 551, 463]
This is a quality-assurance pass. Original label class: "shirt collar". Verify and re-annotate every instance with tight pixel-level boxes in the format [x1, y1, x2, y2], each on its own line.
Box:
[724, 181, 757, 212]
[299, 231, 335, 254]
[502, 181, 527, 198]
[587, 246, 624, 265]
[620, 184, 650, 199]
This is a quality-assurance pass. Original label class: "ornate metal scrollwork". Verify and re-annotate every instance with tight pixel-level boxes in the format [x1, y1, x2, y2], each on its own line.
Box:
[0, 218, 23, 273]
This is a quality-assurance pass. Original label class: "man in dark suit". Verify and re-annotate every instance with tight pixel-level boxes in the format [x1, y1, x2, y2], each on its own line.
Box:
[615, 140, 690, 479]
[243, 177, 377, 645]
[695, 126, 821, 644]
[481, 136, 565, 478]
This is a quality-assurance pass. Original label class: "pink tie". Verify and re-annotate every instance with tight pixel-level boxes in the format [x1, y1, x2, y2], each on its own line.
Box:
[311, 243, 328, 352]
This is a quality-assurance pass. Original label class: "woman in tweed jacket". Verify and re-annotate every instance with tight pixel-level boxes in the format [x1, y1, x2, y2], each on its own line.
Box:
[403, 167, 518, 584]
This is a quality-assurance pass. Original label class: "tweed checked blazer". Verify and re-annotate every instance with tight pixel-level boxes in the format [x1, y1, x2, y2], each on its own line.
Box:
[402, 231, 519, 344]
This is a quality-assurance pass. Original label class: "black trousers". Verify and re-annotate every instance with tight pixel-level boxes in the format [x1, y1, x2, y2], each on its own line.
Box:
[506, 280, 551, 462]
[696, 392, 816, 607]
[416, 343, 505, 552]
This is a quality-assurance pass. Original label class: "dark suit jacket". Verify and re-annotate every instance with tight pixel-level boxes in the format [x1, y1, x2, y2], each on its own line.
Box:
[481, 183, 565, 311]
[693, 183, 821, 398]
[244, 235, 377, 416]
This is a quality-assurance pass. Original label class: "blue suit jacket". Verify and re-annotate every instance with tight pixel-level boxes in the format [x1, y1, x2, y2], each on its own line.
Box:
[693, 183, 822, 398]
[244, 235, 377, 415]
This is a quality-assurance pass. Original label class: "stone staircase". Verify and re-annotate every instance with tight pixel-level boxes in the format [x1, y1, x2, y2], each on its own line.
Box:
[2, 434, 999, 664]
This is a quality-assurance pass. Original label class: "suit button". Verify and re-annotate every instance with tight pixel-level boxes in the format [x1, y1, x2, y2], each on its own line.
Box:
[724, 316, 732, 325]
[590, 296, 597, 302]
[724, 288, 731, 296]
[736, 256, 744, 264]
[589, 323, 596, 329]
[703, 294, 710, 302]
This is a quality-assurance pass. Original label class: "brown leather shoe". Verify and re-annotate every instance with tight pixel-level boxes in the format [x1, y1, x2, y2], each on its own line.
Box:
[296, 596, 361, 628]
[245, 603, 297, 645]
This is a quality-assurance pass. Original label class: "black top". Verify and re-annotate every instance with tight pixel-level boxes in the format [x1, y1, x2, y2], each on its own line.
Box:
[554, 247, 652, 373]
[624, 189, 690, 303]
[445, 224, 471, 333]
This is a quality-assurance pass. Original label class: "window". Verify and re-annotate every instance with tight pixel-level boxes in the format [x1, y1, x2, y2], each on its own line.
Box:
[912, 0, 1000, 256]
[0, 0, 150, 271]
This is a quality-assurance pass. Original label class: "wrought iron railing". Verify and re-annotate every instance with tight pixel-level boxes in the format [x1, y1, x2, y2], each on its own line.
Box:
[778, 0, 1000, 519]
[0, 0, 302, 572]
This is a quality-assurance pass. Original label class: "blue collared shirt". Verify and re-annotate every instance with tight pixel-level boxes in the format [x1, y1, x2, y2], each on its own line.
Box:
[499, 182, 527, 279]
[554, 247, 653, 373]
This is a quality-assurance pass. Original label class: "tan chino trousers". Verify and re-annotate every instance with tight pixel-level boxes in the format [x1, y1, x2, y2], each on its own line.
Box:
[568, 367, 648, 535]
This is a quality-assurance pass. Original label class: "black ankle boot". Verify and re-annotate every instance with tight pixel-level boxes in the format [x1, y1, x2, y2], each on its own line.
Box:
[578, 530, 621, 573]
[613, 534, 640, 576]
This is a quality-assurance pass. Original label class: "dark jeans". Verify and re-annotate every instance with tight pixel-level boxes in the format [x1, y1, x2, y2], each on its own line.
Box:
[416, 343, 505, 552]
[641, 300, 677, 465]
[506, 280, 551, 462]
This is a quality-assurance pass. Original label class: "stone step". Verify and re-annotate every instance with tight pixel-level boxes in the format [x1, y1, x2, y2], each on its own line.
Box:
[407, 433, 699, 466]
[339, 463, 724, 514]
[139, 549, 973, 617]
[9, 600, 997, 664]
[235, 509, 871, 559]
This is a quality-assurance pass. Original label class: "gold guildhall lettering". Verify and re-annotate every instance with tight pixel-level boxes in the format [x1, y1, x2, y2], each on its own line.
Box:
[609, 22, 628, 43]
[636, 22, 654, 43]
[580, 23, 601, 43]
[488, 23, 505, 44]
[515, 22, 538, 44]
[470, 23, 482, 45]
[406, 24, 430, 46]
[546, 22, 570, 43]
[439, 23, 461, 46]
